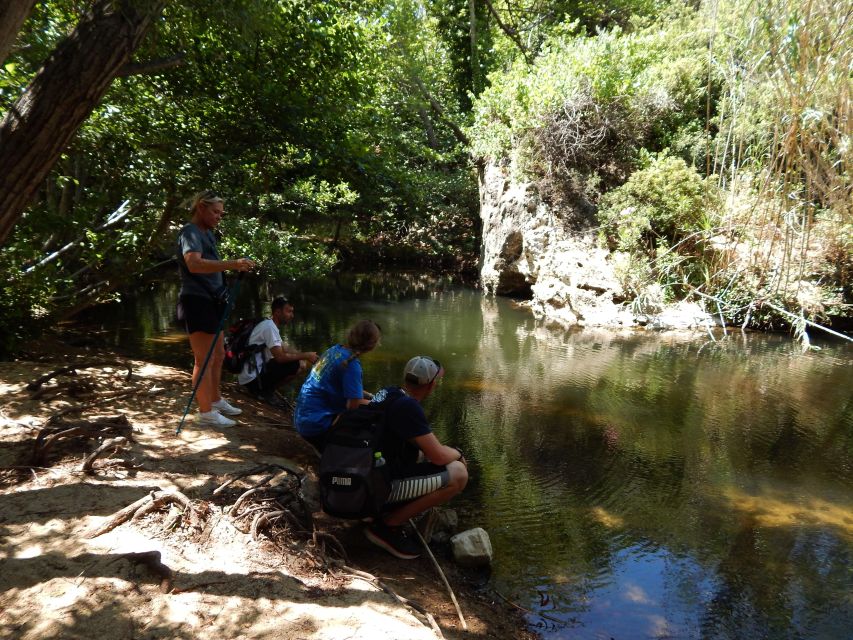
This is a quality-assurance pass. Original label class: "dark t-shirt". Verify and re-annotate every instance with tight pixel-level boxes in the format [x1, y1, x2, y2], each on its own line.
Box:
[371, 386, 431, 472]
[177, 222, 224, 298]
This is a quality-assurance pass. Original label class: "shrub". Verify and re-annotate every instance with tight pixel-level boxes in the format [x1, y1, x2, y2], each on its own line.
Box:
[469, 10, 708, 199]
[598, 153, 722, 294]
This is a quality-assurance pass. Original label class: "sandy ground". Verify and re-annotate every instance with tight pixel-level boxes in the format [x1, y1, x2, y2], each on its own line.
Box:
[0, 349, 534, 640]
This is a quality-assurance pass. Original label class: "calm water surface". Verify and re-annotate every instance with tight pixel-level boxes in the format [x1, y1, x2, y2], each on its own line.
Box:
[76, 273, 853, 639]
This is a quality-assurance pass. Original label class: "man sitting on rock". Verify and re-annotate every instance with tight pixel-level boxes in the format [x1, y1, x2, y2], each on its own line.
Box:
[238, 296, 318, 407]
[364, 356, 469, 559]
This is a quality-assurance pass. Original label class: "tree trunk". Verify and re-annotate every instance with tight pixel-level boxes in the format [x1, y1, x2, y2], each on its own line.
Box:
[468, 0, 479, 95]
[0, 0, 36, 67]
[0, 0, 165, 247]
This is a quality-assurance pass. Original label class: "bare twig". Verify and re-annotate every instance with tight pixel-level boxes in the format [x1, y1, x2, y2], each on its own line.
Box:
[493, 588, 566, 625]
[409, 518, 467, 631]
[341, 565, 444, 638]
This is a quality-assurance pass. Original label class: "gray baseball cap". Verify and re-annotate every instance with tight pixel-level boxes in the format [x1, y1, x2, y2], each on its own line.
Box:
[403, 356, 444, 385]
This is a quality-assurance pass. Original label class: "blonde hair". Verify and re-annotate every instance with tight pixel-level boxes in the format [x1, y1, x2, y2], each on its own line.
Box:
[340, 320, 382, 367]
[190, 190, 223, 216]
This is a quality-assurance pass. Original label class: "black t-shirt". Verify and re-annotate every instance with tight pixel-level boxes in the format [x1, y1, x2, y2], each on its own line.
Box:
[370, 386, 431, 471]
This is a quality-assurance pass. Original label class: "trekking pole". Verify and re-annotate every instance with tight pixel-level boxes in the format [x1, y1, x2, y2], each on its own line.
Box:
[409, 517, 468, 631]
[177, 271, 246, 435]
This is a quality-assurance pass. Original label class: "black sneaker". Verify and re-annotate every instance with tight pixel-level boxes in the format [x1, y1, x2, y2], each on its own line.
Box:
[261, 393, 289, 410]
[364, 522, 422, 560]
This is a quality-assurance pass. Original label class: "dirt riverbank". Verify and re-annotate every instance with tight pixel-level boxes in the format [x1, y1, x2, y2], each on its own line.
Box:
[0, 344, 536, 640]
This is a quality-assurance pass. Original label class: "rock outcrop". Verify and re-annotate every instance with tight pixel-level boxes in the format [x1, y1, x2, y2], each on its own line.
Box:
[478, 162, 713, 330]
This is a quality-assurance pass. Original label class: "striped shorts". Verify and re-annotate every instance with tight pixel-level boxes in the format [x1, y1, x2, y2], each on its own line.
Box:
[387, 462, 450, 504]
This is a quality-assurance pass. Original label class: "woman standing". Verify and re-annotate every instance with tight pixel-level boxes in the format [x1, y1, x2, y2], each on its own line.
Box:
[294, 319, 382, 450]
[177, 190, 254, 427]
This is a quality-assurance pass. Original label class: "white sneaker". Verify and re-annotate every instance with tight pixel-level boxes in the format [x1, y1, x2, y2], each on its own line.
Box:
[211, 398, 242, 416]
[198, 410, 237, 427]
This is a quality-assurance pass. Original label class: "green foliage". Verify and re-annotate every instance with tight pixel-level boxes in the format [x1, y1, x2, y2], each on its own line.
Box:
[0, 252, 55, 358]
[470, 8, 708, 199]
[216, 216, 336, 281]
[0, 0, 480, 354]
[598, 154, 721, 294]
[599, 154, 718, 252]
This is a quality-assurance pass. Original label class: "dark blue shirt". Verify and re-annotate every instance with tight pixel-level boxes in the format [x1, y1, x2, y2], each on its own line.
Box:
[177, 222, 223, 298]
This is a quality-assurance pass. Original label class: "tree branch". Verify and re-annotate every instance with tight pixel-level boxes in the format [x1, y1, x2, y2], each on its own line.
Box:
[482, 0, 532, 64]
[409, 76, 471, 147]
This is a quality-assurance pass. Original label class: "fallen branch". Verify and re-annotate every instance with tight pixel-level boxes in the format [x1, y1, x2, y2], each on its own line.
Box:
[410, 518, 467, 631]
[762, 301, 853, 343]
[89, 490, 160, 538]
[88, 489, 195, 538]
[81, 436, 128, 474]
[342, 565, 444, 639]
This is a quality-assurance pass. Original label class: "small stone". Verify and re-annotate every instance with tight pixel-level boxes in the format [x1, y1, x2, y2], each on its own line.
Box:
[450, 527, 493, 567]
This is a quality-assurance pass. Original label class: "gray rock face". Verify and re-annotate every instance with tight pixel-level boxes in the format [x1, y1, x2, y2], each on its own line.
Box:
[479, 162, 713, 330]
[450, 527, 493, 567]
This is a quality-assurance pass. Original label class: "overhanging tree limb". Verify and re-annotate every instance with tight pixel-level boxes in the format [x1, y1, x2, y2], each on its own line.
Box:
[0, 0, 166, 247]
[482, 0, 532, 65]
[24, 200, 134, 274]
[409, 75, 471, 147]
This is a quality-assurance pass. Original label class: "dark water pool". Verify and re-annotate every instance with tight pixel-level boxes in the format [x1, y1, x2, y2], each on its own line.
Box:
[74, 272, 853, 639]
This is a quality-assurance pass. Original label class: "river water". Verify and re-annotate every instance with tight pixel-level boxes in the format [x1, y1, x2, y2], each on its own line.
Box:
[75, 272, 853, 639]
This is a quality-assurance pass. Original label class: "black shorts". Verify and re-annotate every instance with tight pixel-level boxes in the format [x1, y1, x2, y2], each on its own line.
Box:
[245, 359, 300, 395]
[386, 462, 450, 504]
[180, 294, 220, 334]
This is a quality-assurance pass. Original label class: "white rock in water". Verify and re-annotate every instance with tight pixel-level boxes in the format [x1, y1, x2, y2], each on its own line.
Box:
[450, 527, 493, 567]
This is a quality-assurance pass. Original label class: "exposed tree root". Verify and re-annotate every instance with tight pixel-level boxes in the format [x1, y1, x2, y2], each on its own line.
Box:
[33, 414, 133, 466]
[81, 436, 128, 474]
[215, 464, 321, 561]
[26, 360, 133, 392]
[29, 378, 97, 401]
[88, 489, 202, 539]
[45, 387, 158, 423]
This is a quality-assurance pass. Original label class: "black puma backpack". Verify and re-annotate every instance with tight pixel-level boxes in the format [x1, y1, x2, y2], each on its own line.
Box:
[318, 393, 402, 519]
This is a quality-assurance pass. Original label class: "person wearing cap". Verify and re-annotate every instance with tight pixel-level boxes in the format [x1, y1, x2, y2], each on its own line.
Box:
[363, 356, 468, 560]
[237, 296, 318, 407]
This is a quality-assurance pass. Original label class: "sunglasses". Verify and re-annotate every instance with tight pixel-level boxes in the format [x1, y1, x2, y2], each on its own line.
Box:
[427, 357, 442, 384]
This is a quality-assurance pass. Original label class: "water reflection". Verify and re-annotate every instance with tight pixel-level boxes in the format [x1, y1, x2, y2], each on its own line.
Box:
[74, 272, 853, 639]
